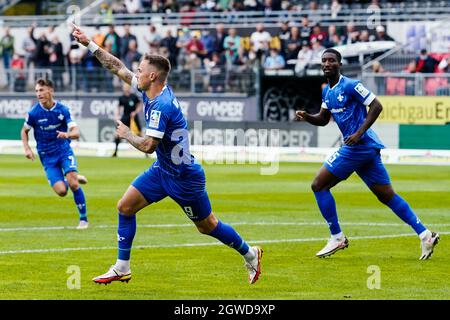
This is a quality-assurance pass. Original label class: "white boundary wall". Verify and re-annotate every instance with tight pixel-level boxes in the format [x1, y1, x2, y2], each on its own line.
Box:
[1, 140, 450, 166]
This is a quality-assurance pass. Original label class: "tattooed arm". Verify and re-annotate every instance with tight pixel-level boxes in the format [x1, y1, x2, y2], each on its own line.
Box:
[116, 120, 160, 154]
[72, 24, 134, 86]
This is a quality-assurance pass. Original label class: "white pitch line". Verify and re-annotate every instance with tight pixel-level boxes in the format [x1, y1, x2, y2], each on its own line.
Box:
[0, 232, 448, 255]
[1, 221, 450, 233]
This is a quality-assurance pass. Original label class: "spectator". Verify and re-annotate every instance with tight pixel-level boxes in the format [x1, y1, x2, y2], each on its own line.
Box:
[295, 41, 313, 76]
[213, 23, 227, 54]
[263, 48, 285, 70]
[121, 24, 137, 58]
[144, 24, 162, 52]
[250, 23, 272, 61]
[244, 0, 263, 10]
[1, 27, 15, 85]
[372, 60, 386, 95]
[48, 36, 65, 91]
[342, 22, 359, 44]
[359, 30, 370, 42]
[285, 26, 302, 60]
[223, 28, 241, 66]
[323, 25, 339, 48]
[205, 52, 226, 93]
[102, 25, 121, 58]
[11, 53, 26, 92]
[299, 15, 312, 47]
[200, 29, 216, 59]
[22, 26, 36, 68]
[310, 23, 327, 46]
[176, 27, 192, 68]
[310, 38, 325, 62]
[92, 26, 106, 47]
[186, 33, 207, 59]
[416, 49, 439, 73]
[124, 0, 143, 13]
[375, 25, 394, 41]
[161, 29, 179, 68]
[34, 33, 50, 68]
[162, 0, 179, 13]
[278, 21, 291, 57]
[331, 0, 342, 19]
[124, 40, 142, 71]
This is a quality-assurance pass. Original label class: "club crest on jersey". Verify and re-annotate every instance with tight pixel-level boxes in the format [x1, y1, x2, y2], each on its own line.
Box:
[58, 114, 64, 121]
[354, 83, 369, 98]
[337, 93, 344, 102]
[149, 110, 161, 128]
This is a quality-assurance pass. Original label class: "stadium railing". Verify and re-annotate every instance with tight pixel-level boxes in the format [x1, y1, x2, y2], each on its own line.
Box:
[0, 66, 258, 95]
[2, 7, 450, 28]
[361, 72, 450, 96]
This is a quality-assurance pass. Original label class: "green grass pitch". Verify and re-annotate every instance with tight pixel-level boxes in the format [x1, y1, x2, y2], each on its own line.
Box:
[0, 154, 449, 300]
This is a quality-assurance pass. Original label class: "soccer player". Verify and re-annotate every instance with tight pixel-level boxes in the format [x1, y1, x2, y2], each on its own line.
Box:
[71, 24, 263, 284]
[112, 83, 143, 157]
[21, 78, 89, 229]
[296, 48, 439, 260]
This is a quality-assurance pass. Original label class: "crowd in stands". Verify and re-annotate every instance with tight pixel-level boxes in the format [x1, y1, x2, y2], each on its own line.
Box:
[0, 8, 448, 95]
[108, 0, 430, 14]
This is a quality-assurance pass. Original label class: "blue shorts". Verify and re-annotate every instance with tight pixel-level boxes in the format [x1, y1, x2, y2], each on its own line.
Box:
[39, 149, 78, 186]
[131, 163, 212, 221]
[324, 146, 391, 187]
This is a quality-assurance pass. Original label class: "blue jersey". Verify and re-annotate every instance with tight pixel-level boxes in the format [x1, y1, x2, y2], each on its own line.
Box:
[322, 75, 384, 149]
[24, 101, 76, 156]
[141, 85, 196, 177]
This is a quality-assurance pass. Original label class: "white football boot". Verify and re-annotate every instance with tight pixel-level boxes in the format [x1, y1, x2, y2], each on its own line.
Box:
[244, 246, 263, 284]
[93, 265, 131, 284]
[419, 231, 440, 260]
[316, 235, 349, 258]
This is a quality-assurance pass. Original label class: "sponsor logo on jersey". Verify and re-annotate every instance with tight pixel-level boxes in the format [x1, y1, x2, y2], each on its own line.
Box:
[58, 114, 64, 121]
[149, 110, 161, 128]
[330, 107, 346, 113]
[38, 118, 48, 123]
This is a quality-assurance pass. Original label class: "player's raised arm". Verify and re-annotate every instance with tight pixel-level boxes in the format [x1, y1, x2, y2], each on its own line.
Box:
[71, 23, 135, 86]
[295, 107, 331, 126]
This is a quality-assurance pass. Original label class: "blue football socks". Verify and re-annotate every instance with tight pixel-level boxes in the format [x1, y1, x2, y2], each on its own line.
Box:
[209, 220, 250, 255]
[387, 194, 426, 235]
[72, 187, 87, 221]
[314, 190, 342, 235]
[117, 213, 137, 261]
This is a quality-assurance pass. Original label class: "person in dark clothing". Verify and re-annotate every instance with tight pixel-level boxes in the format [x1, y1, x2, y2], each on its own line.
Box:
[120, 24, 138, 59]
[112, 83, 142, 157]
[416, 49, 439, 73]
[161, 29, 179, 68]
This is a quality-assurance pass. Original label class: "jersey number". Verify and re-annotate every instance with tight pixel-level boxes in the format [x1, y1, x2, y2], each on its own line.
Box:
[183, 206, 194, 218]
[68, 155, 76, 168]
[326, 151, 340, 166]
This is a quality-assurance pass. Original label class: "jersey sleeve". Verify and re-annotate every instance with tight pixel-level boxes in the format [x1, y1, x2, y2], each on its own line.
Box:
[349, 81, 376, 106]
[321, 86, 329, 109]
[145, 102, 169, 139]
[63, 106, 77, 129]
[24, 111, 34, 130]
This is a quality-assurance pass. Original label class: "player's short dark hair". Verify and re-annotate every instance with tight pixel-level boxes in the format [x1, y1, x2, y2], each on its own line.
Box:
[35, 78, 54, 88]
[322, 48, 342, 63]
[143, 54, 171, 83]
